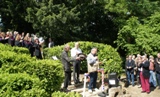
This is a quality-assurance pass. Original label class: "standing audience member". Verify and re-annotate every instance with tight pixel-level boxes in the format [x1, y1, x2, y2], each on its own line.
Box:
[135, 54, 142, 87]
[24, 33, 30, 40]
[155, 53, 160, 89]
[61, 44, 80, 92]
[48, 38, 54, 48]
[38, 36, 45, 57]
[126, 55, 135, 86]
[33, 38, 42, 59]
[13, 31, 18, 39]
[87, 48, 100, 93]
[149, 55, 157, 88]
[71, 42, 82, 84]
[15, 34, 23, 47]
[21, 32, 25, 47]
[8, 32, 14, 46]
[140, 55, 150, 94]
[132, 55, 136, 61]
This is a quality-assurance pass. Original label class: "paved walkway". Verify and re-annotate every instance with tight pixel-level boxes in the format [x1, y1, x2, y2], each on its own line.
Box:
[124, 85, 160, 97]
[63, 74, 160, 97]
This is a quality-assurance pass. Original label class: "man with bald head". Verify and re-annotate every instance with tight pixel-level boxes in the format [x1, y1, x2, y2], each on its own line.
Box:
[61, 44, 80, 92]
[87, 48, 99, 93]
[71, 42, 82, 84]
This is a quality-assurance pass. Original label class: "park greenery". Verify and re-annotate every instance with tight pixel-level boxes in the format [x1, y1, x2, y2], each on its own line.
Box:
[0, 0, 160, 96]
[0, 43, 64, 97]
[0, 0, 160, 56]
[44, 41, 123, 74]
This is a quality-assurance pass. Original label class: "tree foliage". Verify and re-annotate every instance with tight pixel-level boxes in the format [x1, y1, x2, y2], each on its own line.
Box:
[0, 0, 35, 32]
[1, 0, 160, 56]
[24, 0, 120, 45]
[115, 12, 160, 56]
[44, 41, 123, 75]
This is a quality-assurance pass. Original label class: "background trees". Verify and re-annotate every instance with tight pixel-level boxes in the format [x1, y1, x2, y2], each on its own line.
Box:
[0, 0, 160, 56]
[0, 0, 35, 32]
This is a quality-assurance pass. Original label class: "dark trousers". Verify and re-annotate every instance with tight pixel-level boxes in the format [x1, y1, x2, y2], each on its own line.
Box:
[89, 72, 97, 89]
[73, 60, 80, 83]
[63, 71, 71, 89]
[68, 73, 71, 84]
[136, 70, 141, 85]
[156, 73, 160, 87]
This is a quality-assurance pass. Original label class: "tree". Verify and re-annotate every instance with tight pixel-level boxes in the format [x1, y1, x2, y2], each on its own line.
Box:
[0, 0, 35, 32]
[115, 12, 160, 56]
[26, 0, 80, 44]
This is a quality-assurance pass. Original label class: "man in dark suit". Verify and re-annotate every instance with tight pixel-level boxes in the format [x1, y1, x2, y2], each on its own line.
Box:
[61, 44, 80, 92]
[126, 55, 135, 86]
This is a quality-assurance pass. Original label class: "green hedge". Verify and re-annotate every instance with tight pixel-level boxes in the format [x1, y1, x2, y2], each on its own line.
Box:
[0, 43, 29, 55]
[0, 43, 64, 96]
[0, 73, 47, 97]
[44, 41, 123, 75]
[52, 91, 81, 97]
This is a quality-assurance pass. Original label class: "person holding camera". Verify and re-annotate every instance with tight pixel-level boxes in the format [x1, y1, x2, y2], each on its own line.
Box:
[71, 42, 82, 84]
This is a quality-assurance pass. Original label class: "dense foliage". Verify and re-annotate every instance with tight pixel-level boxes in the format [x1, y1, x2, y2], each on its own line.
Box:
[0, 43, 64, 96]
[0, 43, 29, 54]
[44, 41, 123, 75]
[0, 73, 47, 97]
[1, 0, 160, 56]
[115, 12, 160, 56]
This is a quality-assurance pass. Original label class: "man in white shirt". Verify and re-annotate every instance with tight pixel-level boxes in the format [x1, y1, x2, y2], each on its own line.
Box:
[48, 38, 54, 48]
[71, 42, 82, 84]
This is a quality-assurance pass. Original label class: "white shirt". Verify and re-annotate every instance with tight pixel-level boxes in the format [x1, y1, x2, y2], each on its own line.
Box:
[71, 47, 82, 58]
[48, 42, 52, 48]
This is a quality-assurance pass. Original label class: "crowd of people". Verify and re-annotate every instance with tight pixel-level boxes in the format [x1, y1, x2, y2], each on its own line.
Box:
[2, 31, 160, 94]
[61, 42, 101, 93]
[0, 31, 54, 59]
[126, 53, 160, 94]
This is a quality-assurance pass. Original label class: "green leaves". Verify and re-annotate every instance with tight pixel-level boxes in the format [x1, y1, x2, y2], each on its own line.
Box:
[44, 41, 123, 75]
[25, 1, 80, 42]
[0, 43, 64, 96]
[116, 12, 160, 56]
[0, 73, 47, 97]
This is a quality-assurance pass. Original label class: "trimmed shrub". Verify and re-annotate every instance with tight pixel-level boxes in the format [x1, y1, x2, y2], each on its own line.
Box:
[44, 41, 123, 75]
[52, 91, 81, 97]
[0, 73, 47, 97]
[0, 43, 29, 55]
[0, 48, 64, 96]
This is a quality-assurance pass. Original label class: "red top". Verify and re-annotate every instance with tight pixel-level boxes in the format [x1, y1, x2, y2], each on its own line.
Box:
[149, 62, 154, 71]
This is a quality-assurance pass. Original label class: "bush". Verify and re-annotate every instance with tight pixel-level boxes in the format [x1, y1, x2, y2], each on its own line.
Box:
[0, 73, 47, 97]
[52, 91, 81, 97]
[0, 46, 64, 96]
[44, 41, 123, 75]
[0, 43, 29, 55]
